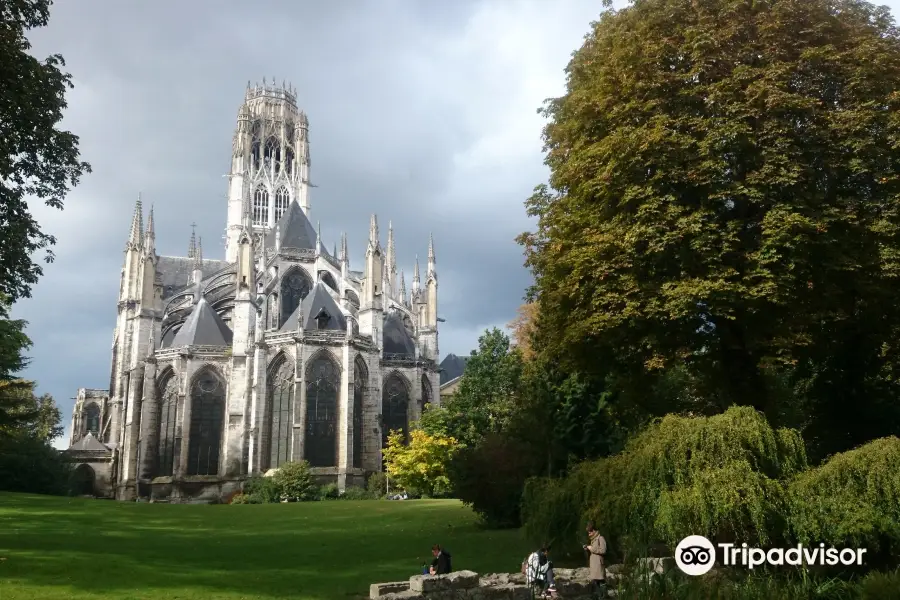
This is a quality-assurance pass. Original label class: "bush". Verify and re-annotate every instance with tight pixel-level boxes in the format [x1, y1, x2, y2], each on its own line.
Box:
[340, 486, 375, 500]
[0, 434, 73, 496]
[522, 406, 807, 555]
[230, 493, 250, 504]
[367, 472, 387, 498]
[383, 429, 459, 498]
[788, 436, 900, 567]
[317, 483, 340, 501]
[451, 433, 541, 528]
[243, 475, 280, 504]
[271, 461, 316, 502]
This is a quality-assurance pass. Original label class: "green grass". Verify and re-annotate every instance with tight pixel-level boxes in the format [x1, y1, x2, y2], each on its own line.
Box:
[0, 493, 532, 600]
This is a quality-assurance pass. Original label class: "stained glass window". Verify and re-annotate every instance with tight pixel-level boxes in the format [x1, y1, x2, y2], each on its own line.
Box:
[268, 358, 294, 469]
[353, 356, 368, 469]
[186, 369, 225, 476]
[382, 373, 409, 447]
[305, 354, 339, 467]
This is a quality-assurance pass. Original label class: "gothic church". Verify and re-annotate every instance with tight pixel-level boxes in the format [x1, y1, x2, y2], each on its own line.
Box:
[65, 80, 441, 502]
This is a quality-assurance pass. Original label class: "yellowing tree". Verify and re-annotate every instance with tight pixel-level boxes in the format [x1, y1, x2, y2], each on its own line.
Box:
[382, 429, 460, 497]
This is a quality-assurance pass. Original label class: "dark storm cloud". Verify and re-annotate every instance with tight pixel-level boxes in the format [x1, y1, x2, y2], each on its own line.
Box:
[11, 0, 606, 446]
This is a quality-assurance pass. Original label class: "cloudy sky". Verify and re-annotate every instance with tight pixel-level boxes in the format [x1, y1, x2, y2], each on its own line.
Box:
[13, 0, 608, 447]
[14, 0, 900, 448]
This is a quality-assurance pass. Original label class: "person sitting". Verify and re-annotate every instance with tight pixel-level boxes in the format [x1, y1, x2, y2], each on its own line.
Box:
[430, 544, 452, 575]
[522, 543, 557, 598]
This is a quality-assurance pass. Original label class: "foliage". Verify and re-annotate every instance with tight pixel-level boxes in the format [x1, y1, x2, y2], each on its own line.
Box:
[383, 429, 459, 498]
[1, 0, 91, 304]
[0, 295, 31, 380]
[316, 483, 340, 501]
[451, 433, 542, 529]
[242, 475, 281, 504]
[518, 0, 900, 460]
[270, 461, 316, 502]
[522, 406, 806, 554]
[366, 472, 387, 498]
[0, 432, 72, 496]
[787, 436, 900, 565]
[230, 493, 250, 505]
[507, 302, 538, 362]
[425, 329, 523, 448]
[612, 566, 890, 600]
[339, 486, 375, 500]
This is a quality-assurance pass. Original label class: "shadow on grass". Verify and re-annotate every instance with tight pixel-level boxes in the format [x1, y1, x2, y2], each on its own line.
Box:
[0, 494, 531, 600]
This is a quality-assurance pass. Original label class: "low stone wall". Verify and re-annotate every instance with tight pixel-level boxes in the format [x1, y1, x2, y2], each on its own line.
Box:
[369, 558, 675, 599]
[370, 568, 606, 599]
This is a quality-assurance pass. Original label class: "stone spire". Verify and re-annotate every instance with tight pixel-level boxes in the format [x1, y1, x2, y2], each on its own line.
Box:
[127, 195, 143, 251]
[194, 236, 203, 268]
[385, 221, 396, 296]
[399, 270, 407, 306]
[427, 233, 436, 277]
[188, 223, 197, 259]
[413, 254, 421, 292]
[143, 204, 155, 256]
[369, 214, 379, 247]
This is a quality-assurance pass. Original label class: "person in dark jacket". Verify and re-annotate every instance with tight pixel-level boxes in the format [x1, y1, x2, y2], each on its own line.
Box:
[429, 544, 452, 575]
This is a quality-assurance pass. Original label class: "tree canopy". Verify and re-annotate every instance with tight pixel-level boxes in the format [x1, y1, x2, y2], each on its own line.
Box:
[1, 0, 91, 303]
[519, 0, 900, 458]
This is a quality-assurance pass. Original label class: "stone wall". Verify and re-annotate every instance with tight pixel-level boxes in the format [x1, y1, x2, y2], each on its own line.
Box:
[370, 568, 609, 600]
[369, 559, 675, 600]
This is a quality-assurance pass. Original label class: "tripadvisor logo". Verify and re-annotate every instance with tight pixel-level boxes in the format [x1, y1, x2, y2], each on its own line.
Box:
[675, 535, 867, 576]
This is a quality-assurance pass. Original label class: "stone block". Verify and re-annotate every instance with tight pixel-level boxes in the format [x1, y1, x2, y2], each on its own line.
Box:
[379, 591, 425, 600]
[371, 581, 412, 598]
[409, 571, 479, 592]
[466, 584, 531, 600]
[478, 573, 510, 587]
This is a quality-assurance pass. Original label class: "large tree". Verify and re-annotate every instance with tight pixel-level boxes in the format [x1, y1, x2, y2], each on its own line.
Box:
[1, 0, 91, 304]
[519, 0, 900, 458]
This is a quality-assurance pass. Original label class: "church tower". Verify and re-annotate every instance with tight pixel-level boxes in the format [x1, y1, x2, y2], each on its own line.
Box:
[225, 79, 311, 262]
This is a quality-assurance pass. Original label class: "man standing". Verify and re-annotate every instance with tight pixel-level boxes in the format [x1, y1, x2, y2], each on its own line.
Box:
[583, 522, 607, 598]
[430, 544, 452, 575]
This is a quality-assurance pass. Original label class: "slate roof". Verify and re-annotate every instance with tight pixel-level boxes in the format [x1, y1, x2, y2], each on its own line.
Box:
[439, 354, 469, 384]
[68, 432, 110, 452]
[265, 200, 318, 251]
[383, 313, 416, 357]
[170, 296, 234, 347]
[279, 281, 347, 332]
[157, 256, 231, 300]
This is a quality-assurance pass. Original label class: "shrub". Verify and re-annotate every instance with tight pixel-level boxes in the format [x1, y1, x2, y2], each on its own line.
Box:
[522, 406, 806, 555]
[0, 434, 73, 496]
[451, 433, 541, 528]
[317, 483, 340, 501]
[383, 429, 460, 498]
[243, 475, 280, 504]
[340, 486, 375, 500]
[230, 493, 250, 504]
[788, 436, 900, 566]
[367, 472, 387, 498]
[271, 461, 316, 502]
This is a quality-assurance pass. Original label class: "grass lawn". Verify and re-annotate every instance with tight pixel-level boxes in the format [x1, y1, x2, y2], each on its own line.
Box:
[0, 493, 533, 600]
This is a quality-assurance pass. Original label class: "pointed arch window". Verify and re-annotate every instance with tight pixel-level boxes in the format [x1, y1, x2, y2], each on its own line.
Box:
[382, 373, 409, 447]
[421, 375, 433, 411]
[274, 187, 290, 222]
[253, 187, 269, 227]
[305, 353, 339, 467]
[156, 373, 179, 477]
[251, 140, 261, 170]
[187, 369, 226, 476]
[285, 146, 295, 176]
[267, 358, 294, 469]
[264, 137, 280, 173]
[84, 403, 100, 437]
[280, 268, 312, 329]
[353, 357, 368, 469]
